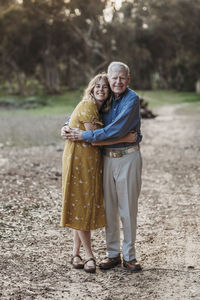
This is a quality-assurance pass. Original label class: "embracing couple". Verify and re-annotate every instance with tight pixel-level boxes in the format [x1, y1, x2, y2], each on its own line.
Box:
[60, 61, 142, 274]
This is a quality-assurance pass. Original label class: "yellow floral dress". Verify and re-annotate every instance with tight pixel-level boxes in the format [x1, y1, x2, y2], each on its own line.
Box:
[61, 99, 106, 230]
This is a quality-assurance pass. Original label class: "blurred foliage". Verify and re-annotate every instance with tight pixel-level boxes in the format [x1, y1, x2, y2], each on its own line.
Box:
[0, 89, 199, 116]
[0, 0, 200, 95]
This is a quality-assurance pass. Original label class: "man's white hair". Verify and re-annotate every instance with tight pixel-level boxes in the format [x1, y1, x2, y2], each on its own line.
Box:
[107, 61, 130, 77]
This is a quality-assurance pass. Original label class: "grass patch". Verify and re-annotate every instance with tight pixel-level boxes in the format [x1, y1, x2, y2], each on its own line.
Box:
[0, 89, 199, 115]
[137, 90, 200, 108]
[0, 89, 199, 147]
[0, 89, 83, 115]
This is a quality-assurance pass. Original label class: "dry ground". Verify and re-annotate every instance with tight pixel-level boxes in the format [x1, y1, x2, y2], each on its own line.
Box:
[0, 103, 200, 299]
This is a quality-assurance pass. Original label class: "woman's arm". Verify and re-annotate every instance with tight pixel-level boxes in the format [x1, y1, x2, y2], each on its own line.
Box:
[91, 132, 137, 146]
[84, 122, 97, 131]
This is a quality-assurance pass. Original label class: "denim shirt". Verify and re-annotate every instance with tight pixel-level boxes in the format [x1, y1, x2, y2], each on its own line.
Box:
[82, 88, 142, 148]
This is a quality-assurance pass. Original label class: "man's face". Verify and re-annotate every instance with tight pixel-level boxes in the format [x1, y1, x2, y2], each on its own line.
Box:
[108, 69, 130, 98]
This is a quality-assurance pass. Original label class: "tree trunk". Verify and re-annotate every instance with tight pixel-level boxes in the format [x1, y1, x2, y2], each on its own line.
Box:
[43, 49, 60, 94]
[195, 79, 200, 93]
[16, 72, 28, 96]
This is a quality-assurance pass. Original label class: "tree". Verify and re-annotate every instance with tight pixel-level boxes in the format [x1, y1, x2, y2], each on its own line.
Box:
[0, 0, 199, 93]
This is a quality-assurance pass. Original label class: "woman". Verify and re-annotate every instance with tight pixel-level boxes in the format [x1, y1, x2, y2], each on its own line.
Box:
[61, 73, 137, 273]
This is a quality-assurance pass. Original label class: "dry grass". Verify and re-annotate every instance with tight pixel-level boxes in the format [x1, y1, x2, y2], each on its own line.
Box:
[0, 110, 67, 147]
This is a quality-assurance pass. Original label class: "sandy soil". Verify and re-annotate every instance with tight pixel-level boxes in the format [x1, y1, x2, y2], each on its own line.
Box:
[0, 104, 200, 300]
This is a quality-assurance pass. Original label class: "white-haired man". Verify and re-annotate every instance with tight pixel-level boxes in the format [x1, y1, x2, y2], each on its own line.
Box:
[62, 62, 142, 272]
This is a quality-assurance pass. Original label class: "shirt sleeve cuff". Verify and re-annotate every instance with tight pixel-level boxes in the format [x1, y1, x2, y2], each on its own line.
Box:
[82, 130, 93, 142]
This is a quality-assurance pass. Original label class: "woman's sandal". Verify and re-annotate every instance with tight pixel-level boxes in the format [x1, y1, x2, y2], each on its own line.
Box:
[84, 258, 96, 273]
[71, 255, 84, 269]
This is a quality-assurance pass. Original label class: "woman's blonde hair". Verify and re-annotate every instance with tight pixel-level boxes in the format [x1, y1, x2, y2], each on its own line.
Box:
[82, 73, 112, 113]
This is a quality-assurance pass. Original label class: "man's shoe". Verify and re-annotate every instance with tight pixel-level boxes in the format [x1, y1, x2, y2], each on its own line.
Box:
[99, 255, 121, 270]
[123, 259, 142, 272]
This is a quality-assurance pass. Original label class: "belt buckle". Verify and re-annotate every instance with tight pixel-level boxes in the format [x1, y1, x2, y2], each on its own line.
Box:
[113, 152, 122, 158]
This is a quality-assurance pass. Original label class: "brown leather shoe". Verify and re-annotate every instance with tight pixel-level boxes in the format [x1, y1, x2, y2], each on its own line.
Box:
[123, 259, 142, 272]
[99, 255, 121, 270]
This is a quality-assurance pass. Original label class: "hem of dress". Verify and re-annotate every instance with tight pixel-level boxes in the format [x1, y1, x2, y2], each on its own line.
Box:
[60, 223, 106, 231]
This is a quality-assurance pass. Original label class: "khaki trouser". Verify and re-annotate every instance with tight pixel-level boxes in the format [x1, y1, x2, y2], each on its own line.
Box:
[103, 149, 142, 261]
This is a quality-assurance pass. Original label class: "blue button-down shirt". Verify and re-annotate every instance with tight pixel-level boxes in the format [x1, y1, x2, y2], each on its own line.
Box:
[82, 88, 142, 148]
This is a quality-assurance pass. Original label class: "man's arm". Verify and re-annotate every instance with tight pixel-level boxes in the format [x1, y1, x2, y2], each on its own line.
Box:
[82, 93, 140, 142]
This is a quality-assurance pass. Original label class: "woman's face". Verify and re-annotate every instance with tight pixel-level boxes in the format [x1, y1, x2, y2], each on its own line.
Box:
[93, 79, 110, 109]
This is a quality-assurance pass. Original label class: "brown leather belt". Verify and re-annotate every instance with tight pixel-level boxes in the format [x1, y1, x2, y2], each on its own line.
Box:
[103, 145, 139, 158]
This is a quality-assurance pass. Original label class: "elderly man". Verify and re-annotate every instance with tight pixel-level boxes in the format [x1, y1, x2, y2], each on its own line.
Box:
[62, 62, 142, 272]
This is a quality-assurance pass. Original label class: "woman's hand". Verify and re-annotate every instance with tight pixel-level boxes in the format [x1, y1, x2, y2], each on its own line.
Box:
[61, 126, 70, 139]
[64, 127, 84, 141]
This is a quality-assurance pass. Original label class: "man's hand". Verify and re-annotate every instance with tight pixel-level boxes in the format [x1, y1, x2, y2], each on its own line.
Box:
[63, 127, 84, 141]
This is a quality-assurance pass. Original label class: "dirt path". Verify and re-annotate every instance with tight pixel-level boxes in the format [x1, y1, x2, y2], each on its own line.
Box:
[0, 104, 200, 299]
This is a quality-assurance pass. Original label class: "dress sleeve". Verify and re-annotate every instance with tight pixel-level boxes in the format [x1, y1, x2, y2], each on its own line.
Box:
[77, 100, 103, 126]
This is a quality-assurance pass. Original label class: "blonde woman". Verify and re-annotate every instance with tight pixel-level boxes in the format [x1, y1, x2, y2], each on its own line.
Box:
[61, 73, 137, 273]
